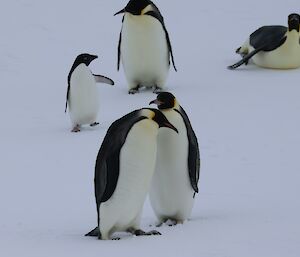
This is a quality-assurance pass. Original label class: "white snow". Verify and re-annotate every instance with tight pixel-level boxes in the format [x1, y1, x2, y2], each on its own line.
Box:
[1, 0, 300, 256]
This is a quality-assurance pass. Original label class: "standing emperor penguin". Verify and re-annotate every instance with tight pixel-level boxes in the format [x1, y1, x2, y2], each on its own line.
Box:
[65, 53, 114, 132]
[114, 0, 177, 94]
[228, 13, 300, 69]
[85, 108, 178, 240]
[149, 92, 200, 225]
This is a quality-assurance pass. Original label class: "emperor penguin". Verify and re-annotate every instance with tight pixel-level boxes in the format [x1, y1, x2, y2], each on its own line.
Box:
[149, 92, 200, 225]
[85, 108, 178, 240]
[228, 13, 300, 69]
[65, 53, 114, 132]
[114, 0, 177, 94]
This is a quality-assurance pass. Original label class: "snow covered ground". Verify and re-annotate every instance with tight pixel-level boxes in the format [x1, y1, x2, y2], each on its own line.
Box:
[1, 0, 300, 256]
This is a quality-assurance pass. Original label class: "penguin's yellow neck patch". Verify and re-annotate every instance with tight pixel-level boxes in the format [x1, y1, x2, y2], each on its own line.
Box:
[174, 99, 180, 110]
[140, 109, 155, 120]
[141, 5, 154, 15]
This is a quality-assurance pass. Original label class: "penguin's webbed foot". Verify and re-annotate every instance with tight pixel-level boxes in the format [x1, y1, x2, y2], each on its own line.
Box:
[71, 125, 81, 133]
[128, 85, 140, 94]
[133, 229, 161, 237]
[153, 86, 163, 94]
[90, 122, 99, 127]
[165, 219, 183, 226]
[128, 89, 139, 94]
[112, 237, 121, 240]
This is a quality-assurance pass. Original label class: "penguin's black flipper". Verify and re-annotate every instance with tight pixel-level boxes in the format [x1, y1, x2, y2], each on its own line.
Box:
[93, 74, 115, 85]
[175, 107, 200, 194]
[117, 16, 125, 71]
[117, 30, 122, 71]
[65, 81, 71, 113]
[145, 5, 177, 71]
[85, 227, 100, 237]
[94, 110, 147, 214]
[228, 47, 263, 69]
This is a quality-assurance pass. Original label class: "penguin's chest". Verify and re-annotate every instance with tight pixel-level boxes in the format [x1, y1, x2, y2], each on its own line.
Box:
[252, 33, 300, 69]
[69, 65, 99, 124]
[150, 111, 193, 210]
[121, 15, 169, 83]
[103, 121, 158, 220]
[156, 111, 190, 187]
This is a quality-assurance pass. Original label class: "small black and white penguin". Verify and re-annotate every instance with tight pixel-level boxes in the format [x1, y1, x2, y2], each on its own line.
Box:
[228, 13, 300, 69]
[114, 0, 176, 94]
[149, 92, 200, 225]
[85, 108, 178, 240]
[65, 53, 114, 132]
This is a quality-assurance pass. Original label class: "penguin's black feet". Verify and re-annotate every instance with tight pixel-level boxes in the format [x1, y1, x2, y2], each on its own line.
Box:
[71, 125, 81, 133]
[90, 122, 99, 127]
[112, 237, 121, 240]
[133, 229, 161, 236]
[165, 219, 182, 226]
[85, 227, 101, 238]
[128, 86, 140, 94]
[153, 86, 163, 94]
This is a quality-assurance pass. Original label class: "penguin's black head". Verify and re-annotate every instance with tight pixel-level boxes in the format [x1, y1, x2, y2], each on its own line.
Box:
[288, 13, 300, 32]
[74, 53, 98, 67]
[144, 108, 178, 133]
[149, 92, 176, 110]
[114, 0, 151, 16]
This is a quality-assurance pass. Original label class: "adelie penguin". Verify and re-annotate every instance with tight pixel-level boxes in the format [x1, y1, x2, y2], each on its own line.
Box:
[85, 108, 178, 240]
[115, 0, 176, 94]
[65, 53, 114, 132]
[149, 92, 200, 226]
[228, 13, 300, 70]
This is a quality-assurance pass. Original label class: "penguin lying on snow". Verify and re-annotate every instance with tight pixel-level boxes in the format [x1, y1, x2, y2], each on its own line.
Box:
[86, 108, 178, 240]
[65, 53, 114, 132]
[115, 0, 176, 94]
[228, 13, 300, 69]
[149, 92, 200, 225]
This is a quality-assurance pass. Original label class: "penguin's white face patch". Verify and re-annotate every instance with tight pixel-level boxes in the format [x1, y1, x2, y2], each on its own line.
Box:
[141, 5, 154, 15]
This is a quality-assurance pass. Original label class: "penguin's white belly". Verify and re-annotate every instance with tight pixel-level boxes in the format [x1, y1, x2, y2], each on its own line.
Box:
[251, 33, 300, 69]
[121, 14, 169, 88]
[69, 64, 99, 125]
[150, 110, 194, 222]
[100, 120, 158, 236]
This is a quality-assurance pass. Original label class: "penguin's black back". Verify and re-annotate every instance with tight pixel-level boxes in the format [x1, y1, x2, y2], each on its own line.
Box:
[250, 25, 287, 51]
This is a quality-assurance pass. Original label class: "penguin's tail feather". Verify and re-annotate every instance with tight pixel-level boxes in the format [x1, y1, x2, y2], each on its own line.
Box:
[85, 227, 101, 238]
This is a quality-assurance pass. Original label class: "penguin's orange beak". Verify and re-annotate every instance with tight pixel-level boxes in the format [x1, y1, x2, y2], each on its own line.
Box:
[149, 99, 163, 106]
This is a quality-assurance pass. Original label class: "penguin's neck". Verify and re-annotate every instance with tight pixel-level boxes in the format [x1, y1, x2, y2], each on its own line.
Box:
[286, 30, 300, 47]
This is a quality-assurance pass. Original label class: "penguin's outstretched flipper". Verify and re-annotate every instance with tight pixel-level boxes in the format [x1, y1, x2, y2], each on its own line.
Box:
[93, 74, 115, 85]
[228, 47, 263, 69]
